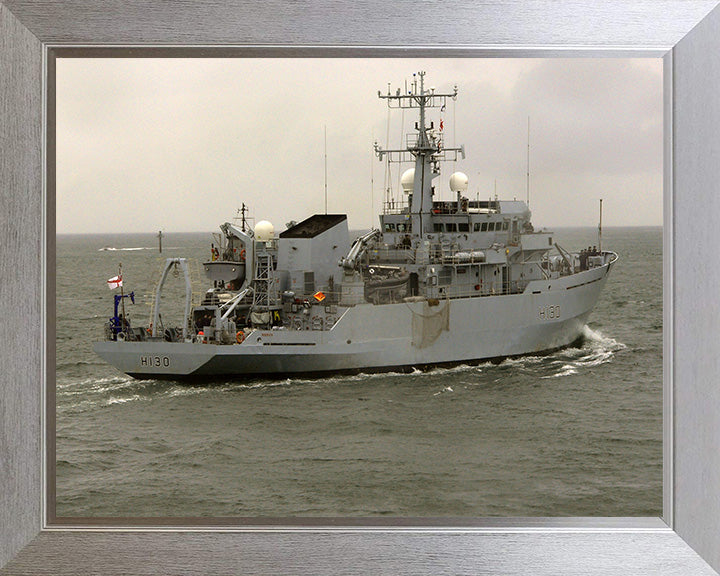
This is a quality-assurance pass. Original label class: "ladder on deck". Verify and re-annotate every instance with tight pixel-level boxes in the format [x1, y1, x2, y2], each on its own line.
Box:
[251, 252, 279, 310]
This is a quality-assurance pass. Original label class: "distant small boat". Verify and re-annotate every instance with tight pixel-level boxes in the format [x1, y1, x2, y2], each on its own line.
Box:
[98, 246, 152, 252]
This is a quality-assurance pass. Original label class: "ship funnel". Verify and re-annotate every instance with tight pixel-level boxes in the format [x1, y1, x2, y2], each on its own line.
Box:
[401, 168, 415, 195]
[254, 220, 275, 242]
[449, 172, 469, 193]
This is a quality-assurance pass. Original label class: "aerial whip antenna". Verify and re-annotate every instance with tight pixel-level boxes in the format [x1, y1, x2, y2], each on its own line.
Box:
[526, 116, 531, 208]
[385, 85, 392, 210]
[118, 263, 126, 325]
[598, 198, 603, 252]
[324, 125, 328, 214]
[370, 130, 375, 228]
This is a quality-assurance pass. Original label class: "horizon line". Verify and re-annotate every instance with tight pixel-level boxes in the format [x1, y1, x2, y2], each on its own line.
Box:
[56, 223, 664, 236]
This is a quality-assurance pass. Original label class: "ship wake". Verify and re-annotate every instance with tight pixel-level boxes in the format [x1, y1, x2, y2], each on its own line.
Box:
[538, 325, 626, 379]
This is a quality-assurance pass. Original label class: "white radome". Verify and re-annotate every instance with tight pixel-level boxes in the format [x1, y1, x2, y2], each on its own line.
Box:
[449, 171, 469, 193]
[254, 220, 275, 242]
[401, 168, 415, 194]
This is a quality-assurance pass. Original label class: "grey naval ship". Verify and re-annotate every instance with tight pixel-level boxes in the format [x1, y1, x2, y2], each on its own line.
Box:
[94, 72, 617, 380]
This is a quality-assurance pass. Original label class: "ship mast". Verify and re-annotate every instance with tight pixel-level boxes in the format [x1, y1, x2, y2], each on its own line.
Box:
[375, 71, 465, 236]
[240, 202, 248, 232]
[598, 198, 603, 253]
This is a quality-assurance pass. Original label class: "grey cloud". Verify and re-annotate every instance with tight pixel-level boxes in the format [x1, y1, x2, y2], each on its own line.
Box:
[56, 58, 662, 234]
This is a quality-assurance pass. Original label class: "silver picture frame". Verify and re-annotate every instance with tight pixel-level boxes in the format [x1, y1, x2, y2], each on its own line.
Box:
[2, 1, 720, 574]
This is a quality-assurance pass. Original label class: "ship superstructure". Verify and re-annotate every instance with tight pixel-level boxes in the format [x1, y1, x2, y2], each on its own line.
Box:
[94, 72, 617, 379]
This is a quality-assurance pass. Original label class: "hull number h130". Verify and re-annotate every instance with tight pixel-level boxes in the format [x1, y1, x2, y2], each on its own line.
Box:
[538, 305, 561, 320]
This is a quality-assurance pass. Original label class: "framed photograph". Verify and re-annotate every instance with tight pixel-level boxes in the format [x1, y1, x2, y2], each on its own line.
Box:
[2, 2, 720, 574]
[52, 56, 664, 522]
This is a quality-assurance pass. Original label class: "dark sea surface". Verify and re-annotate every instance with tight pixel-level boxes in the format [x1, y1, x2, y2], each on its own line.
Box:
[55, 226, 662, 518]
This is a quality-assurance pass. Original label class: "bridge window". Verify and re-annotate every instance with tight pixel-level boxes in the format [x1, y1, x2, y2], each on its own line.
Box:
[458, 223, 469, 232]
[481, 222, 488, 232]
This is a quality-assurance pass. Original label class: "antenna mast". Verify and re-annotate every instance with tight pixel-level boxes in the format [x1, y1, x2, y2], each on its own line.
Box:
[526, 116, 530, 208]
[240, 202, 248, 232]
[324, 125, 328, 215]
[118, 262, 126, 326]
[598, 198, 603, 252]
[374, 71, 465, 235]
[370, 130, 375, 228]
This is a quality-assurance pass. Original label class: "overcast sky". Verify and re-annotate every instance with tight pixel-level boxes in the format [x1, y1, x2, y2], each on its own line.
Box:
[56, 58, 662, 234]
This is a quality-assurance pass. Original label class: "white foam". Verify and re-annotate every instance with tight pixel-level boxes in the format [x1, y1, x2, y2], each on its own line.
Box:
[542, 365, 579, 379]
[581, 325, 627, 351]
[166, 386, 210, 398]
[105, 395, 141, 405]
[433, 385, 455, 396]
[537, 326, 626, 378]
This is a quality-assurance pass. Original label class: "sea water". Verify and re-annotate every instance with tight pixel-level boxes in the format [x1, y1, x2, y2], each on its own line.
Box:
[55, 227, 662, 517]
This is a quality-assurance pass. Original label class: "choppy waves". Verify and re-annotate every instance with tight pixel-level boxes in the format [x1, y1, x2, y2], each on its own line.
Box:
[55, 227, 662, 518]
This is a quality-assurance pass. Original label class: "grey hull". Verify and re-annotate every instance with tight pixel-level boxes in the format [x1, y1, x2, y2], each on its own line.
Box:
[94, 262, 612, 380]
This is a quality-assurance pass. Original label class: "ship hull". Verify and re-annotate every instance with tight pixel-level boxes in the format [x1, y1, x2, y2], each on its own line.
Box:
[93, 261, 613, 380]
